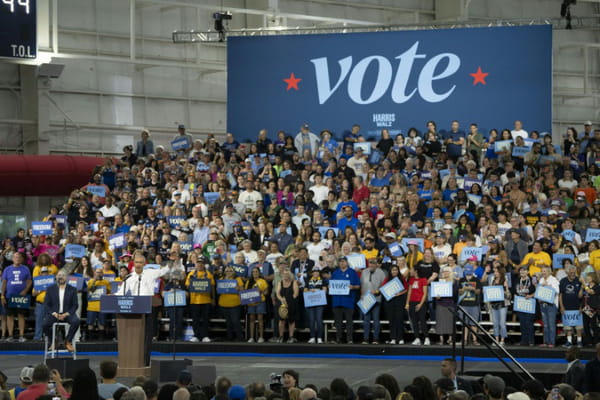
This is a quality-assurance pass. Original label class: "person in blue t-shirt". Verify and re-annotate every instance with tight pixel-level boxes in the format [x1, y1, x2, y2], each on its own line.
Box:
[443, 121, 465, 162]
[337, 206, 359, 233]
[330, 257, 360, 344]
[1, 252, 32, 342]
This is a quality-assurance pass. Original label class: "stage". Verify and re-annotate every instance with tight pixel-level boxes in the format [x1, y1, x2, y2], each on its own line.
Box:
[0, 341, 591, 389]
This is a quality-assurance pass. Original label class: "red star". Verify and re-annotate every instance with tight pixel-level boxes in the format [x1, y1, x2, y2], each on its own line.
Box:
[283, 73, 302, 91]
[470, 67, 489, 85]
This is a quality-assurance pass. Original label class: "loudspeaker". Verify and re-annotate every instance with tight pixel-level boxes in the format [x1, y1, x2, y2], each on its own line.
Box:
[150, 359, 193, 383]
[187, 365, 217, 386]
[46, 358, 90, 379]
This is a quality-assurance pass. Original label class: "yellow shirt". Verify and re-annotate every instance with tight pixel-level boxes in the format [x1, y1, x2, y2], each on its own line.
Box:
[87, 279, 111, 312]
[186, 270, 215, 305]
[245, 278, 269, 304]
[521, 251, 552, 276]
[453, 242, 467, 257]
[590, 249, 600, 271]
[361, 248, 379, 261]
[217, 277, 244, 308]
[32, 264, 58, 303]
[406, 251, 423, 270]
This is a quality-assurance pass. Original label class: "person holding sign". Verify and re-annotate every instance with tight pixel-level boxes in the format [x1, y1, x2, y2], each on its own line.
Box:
[1, 252, 32, 342]
[512, 266, 536, 346]
[86, 266, 111, 340]
[185, 257, 215, 343]
[435, 267, 459, 345]
[32, 255, 58, 341]
[304, 266, 328, 344]
[538, 266, 560, 347]
[218, 267, 244, 341]
[579, 271, 600, 346]
[162, 270, 187, 341]
[559, 265, 584, 347]
[330, 257, 360, 344]
[406, 268, 430, 346]
[245, 267, 269, 343]
[275, 269, 300, 343]
[383, 265, 408, 345]
[43, 270, 80, 352]
[360, 258, 386, 344]
[487, 267, 511, 346]
[458, 265, 482, 345]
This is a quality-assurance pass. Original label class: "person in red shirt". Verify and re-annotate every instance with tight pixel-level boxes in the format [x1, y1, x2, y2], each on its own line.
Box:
[17, 364, 69, 400]
[574, 174, 597, 205]
[405, 268, 430, 346]
[352, 176, 370, 205]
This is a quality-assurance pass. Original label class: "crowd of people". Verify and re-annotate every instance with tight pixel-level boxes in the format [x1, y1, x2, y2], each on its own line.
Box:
[1, 348, 600, 400]
[1, 121, 600, 347]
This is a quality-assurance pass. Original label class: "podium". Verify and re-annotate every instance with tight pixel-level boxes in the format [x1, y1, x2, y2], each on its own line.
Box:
[101, 295, 152, 377]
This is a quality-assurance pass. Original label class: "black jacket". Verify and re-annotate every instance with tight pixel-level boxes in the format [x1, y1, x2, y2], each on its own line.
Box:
[44, 284, 78, 315]
[565, 359, 585, 393]
[584, 357, 600, 393]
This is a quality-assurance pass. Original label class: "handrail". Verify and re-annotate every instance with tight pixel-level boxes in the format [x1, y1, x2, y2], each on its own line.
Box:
[450, 305, 536, 383]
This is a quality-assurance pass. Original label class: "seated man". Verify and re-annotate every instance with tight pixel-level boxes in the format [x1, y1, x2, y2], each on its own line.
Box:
[42, 270, 80, 352]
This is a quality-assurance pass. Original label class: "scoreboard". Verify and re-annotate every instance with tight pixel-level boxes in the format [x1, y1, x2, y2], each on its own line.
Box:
[0, 0, 36, 59]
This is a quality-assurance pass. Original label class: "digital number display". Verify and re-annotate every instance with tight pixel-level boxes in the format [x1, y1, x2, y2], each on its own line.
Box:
[0, 0, 36, 59]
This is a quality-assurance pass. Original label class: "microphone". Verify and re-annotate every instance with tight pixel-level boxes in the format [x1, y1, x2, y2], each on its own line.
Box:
[137, 275, 142, 296]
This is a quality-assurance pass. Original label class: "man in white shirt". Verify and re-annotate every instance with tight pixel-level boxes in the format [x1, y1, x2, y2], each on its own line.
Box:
[238, 179, 262, 212]
[99, 196, 121, 219]
[347, 147, 367, 175]
[292, 204, 311, 231]
[510, 120, 528, 141]
[537, 266, 560, 347]
[309, 174, 329, 206]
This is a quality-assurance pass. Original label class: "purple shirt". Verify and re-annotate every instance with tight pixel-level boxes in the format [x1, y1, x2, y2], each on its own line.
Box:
[2, 264, 31, 296]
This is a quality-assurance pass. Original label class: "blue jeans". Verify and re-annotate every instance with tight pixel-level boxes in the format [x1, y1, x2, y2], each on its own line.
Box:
[34, 303, 45, 340]
[540, 303, 557, 345]
[306, 306, 324, 339]
[86, 311, 106, 328]
[518, 312, 535, 345]
[362, 302, 381, 341]
[491, 307, 507, 339]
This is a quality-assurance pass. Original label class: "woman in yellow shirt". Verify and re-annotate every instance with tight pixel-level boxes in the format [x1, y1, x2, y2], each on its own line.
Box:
[86, 267, 111, 340]
[217, 267, 244, 341]
[245, 267, 269, 343]
[185, 257, 215, 343]
[32, 253, 58, 341]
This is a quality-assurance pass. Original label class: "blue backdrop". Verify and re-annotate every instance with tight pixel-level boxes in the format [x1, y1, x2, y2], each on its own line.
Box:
[227, 26, 552, 141]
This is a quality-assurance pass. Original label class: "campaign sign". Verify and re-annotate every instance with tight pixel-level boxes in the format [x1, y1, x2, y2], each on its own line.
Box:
[228, 26, 552, 140]
[346, 253, 366, 270]
[179, 241, 193, 253]
[552, 253, 574, 270]
[483, 285, 505, 303]
[513, 295, 536, 314]
[109, 233, 126, 250]
[494, 140, 512, 153]
[459, 247, 483, 263]
[88, 286, 106, 302]
[163, 290, 187, 307]
[318, 227, 339, 238]
[239, 288, 262, 305]
[7, 295, 31, 309]
[388, 242, 403, 257]
[216, 279, 238, 294]
[167, 216, 185, 228]
[353, 142, 372, 155]
[562, 310, 583, 327]
[33, 276, 55, 291]
[204, 192, 220, 205]
[329, 280, 351, 295]
[103, 273, 116, 282]
[431, 281, 453, 298]
[523, 138, 540, 147]
[467, 194, 482, 205]
[512, 146, 529, 158]
[67, 276, 84, 291]
[31, 221, 53, 235]
[561, 230, 576, 243]
[100, 295, 152, 314]
[401, 238, 424, 252]
[110, 281, 123, 293]
[65, 244, 86, 259]
[303, 289, 328, 307]
[358, 292, 377, 314]
[535, 285, 557, 304]
[463, 178, 482, 192]
[585, 228, 600, 243]
[380, 277, 405, 301]
[171, 137, 190, 151]
[87, 185, 106, 197]
[189, 277, 211, 293]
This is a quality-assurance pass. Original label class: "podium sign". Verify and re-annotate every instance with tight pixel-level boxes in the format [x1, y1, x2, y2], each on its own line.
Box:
[100, 295, 152, 314]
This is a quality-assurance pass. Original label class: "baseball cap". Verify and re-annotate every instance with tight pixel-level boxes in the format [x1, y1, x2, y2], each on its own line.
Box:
[551, 200, 561, 206]
[483, 375, 506, 394]
[576, 191, 586, 197]
[338, 256, 348, 262]
[119, 252, 132, 260]
[443, 224, 453, 230]
[245, 158, 252, 163]
[174, 191, 181, 196]
[228, 385, 246, 400]
[585, 121, 593, 126]
[384, 232, 396, 239]
[506, 392, 530, 400]
[178, 124, 185, 129]
[463, 265, 474, 275]
[20, 366, 34, 384]
[548, 209, 558, 215]
[468, 255, 478, 262]
[301, 123, 309, 130]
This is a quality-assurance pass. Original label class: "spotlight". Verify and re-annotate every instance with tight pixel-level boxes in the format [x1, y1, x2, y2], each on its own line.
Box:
[213, 11, 232, 41]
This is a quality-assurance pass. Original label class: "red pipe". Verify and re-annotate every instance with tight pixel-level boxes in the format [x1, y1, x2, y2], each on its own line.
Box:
[0, 155, 106, 196]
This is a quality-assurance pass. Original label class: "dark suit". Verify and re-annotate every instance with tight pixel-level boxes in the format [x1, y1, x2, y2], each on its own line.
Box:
[565, 359, 585, 393]
[43, 284, 80, 342]
[456, 377, 473, 396]
[584, 357, 600, 393]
